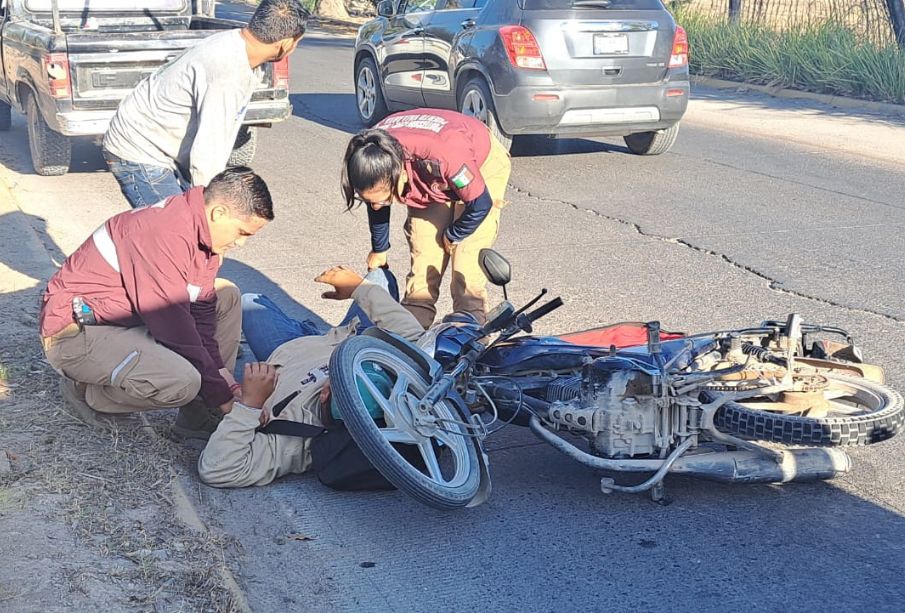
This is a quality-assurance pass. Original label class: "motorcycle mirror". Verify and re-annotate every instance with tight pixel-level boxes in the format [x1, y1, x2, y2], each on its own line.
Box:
[479, 249, 511, 287]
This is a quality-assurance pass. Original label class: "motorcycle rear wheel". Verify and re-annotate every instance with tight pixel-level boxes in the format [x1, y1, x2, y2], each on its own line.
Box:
[712, 374, 903, 447]
[329, 335, 481, 509]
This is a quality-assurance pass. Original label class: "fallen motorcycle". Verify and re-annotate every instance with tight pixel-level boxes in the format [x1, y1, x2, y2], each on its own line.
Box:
[329, 250, 903, 509]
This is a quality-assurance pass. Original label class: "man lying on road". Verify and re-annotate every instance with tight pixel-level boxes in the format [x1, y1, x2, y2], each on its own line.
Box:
[40, 168, 274, 439]
[198, 265, 425, 488]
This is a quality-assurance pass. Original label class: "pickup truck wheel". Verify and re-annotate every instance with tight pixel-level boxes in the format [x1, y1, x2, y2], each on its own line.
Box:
[227, 126, 257, 167]
[0, 101, 11, 132]
[459, 77, 512, 151]
[623, 123, 680, 156]
[26, 94, 70, 176]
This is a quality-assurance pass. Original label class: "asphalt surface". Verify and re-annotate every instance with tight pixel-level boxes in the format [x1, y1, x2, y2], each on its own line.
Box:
[3, 3, 905, 611]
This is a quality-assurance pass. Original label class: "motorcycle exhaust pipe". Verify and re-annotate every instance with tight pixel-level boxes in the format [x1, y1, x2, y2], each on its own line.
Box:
[667, 448, 852, 484]
[529, 416, 852, 487]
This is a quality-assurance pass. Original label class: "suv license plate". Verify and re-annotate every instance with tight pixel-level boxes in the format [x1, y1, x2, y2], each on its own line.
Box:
[594, 33, 628, 55]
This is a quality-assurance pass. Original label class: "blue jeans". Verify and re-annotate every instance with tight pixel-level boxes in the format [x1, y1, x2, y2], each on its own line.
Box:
[104, 150, 186, 209]
[242, 269, 400, 361]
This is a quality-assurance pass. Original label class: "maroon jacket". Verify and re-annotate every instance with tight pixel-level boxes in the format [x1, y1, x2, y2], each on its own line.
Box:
[376, 108, 491, 207]
[40, 188, 232, 407]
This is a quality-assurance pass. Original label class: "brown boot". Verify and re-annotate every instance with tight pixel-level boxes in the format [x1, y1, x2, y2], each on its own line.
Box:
[172, 400, 223, 441]
[58, 377, 136, 429]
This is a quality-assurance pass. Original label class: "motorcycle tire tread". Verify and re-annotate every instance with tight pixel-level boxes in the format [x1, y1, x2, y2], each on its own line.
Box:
[711, 374, 904, 447]
[329, 335, 482, 510]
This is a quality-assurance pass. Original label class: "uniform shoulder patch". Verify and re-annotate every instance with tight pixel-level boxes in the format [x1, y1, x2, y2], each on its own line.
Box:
[451, 165, 475, 189]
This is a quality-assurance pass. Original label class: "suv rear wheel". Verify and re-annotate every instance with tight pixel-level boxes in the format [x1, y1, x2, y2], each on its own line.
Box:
[355, 56, 388, 127]
[459, 77, 511, 151]
[623, 123, 680, 156]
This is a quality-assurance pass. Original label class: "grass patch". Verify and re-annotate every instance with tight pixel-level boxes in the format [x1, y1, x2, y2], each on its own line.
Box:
[0, 330, 242, 610]
[675, 7, 905, 105]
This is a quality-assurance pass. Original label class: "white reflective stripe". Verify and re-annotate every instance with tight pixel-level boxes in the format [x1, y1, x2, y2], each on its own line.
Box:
[92, 224, 121, 273]
[110, 350, 139, 385]
[187, 284, 201, 303]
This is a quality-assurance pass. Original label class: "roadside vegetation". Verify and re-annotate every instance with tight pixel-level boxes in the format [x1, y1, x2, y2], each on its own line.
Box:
[675, 7, 905, 105]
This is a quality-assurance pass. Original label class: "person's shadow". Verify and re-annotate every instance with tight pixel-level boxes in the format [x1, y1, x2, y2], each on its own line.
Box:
[0, 211, 65, 382]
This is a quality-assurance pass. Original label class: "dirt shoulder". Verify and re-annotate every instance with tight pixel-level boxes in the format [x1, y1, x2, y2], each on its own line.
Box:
[0, 184, 243, 611]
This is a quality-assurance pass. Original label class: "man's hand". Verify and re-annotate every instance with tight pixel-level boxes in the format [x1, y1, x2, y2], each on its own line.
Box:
[218, 398, 235, 415]
[442, 235, 457, 255]
[316, 265, 365, 300]
[241, 362, 277, 409]
[219, 367, 237, 388]
[367, 251, 388, 271]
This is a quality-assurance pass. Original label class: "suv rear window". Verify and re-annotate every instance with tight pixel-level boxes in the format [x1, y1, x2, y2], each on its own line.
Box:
[26, 0, 185, 12]
[521, 0, 665, 9]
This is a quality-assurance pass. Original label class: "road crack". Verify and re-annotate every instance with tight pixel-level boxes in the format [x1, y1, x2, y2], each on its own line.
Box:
[508, 183, 905, 325]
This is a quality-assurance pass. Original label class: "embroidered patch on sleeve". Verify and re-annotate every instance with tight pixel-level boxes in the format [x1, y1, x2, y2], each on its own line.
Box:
[451, 165, 475, 189]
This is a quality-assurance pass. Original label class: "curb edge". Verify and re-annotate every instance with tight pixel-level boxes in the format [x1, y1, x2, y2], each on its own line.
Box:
[692, 75, 905, 118]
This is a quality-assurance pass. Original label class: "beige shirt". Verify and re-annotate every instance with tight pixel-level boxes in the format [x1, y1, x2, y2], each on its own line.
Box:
[197, 282, 424, 488]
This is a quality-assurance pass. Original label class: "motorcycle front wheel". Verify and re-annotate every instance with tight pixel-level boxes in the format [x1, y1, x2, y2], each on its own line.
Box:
[329, 335, 481, 509]
[712, 374, 903, 446]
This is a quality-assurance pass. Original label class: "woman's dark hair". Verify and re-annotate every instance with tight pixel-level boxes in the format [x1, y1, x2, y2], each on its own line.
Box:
[341, 129, 406, 211]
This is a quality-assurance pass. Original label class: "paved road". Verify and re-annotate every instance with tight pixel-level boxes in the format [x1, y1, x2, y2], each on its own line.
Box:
[3, 3, 905, 611]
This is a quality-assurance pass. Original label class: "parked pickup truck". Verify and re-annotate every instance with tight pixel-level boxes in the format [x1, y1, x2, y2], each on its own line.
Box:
[0, 0, 290, 176]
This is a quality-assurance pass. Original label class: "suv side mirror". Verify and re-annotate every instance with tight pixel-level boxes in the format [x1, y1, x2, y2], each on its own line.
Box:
[479, 249, 511, 287]
[377, 0, 395, 17]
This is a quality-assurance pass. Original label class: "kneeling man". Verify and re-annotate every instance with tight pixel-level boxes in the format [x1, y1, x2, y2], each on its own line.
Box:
[39, 167, 274, 439]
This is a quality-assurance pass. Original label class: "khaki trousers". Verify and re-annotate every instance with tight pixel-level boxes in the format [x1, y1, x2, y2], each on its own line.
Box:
[402, 134, 511, 328]
[43, 279, 241, 414]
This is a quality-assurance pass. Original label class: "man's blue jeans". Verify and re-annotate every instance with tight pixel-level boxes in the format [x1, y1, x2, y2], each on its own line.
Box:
[104, 150, 186, 209]
[242, 269, 400, 361]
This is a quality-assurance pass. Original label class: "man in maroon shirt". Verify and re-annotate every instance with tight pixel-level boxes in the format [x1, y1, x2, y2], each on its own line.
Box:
[39, 167, 274, 439]
[341, 109, 511, 328]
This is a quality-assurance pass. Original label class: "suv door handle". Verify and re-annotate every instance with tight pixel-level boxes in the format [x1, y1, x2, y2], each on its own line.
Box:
[461, 18, 476, 29]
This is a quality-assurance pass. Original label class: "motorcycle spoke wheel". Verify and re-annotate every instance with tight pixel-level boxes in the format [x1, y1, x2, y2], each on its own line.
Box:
[712, 374, 904, 447]
[330, 336, 481, 508]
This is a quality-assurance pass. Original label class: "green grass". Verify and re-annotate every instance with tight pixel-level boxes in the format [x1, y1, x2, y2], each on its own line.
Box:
[675, 8, 905, 105]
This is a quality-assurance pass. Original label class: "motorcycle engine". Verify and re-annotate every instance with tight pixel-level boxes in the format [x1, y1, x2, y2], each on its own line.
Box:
[545, 358, 663, 458]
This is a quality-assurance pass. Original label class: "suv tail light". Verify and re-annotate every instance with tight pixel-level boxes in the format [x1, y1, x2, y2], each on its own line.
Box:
[668, 26, 688, 69]
[272, 56, 290, 89]
[43, 53, 72, 99]
[500, 25, 546, 71]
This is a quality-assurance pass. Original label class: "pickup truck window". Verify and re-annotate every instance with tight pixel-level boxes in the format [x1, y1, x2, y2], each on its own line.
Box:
[26, 0, 185, 12]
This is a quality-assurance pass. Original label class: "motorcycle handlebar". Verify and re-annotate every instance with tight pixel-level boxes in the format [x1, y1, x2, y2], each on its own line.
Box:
[525, 297, 564, 323]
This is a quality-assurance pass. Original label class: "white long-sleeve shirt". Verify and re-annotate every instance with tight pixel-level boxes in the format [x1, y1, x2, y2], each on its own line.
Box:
[197, 282, 425, 488]
[103, 29, 259, 186]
